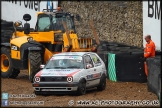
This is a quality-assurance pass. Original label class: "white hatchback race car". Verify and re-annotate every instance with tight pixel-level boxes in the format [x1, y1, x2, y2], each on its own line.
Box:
[32, 52, 107, 95]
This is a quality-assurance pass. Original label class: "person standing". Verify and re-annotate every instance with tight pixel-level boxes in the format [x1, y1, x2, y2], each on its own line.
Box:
[144, 35, 156, 58]
[144, 34, 156, 77]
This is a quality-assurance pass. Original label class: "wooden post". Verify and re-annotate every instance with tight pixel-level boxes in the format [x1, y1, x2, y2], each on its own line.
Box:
[89, 20, 100, 45]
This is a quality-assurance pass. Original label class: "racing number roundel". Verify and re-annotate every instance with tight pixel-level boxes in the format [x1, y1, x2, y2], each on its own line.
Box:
[35, 77, 40, 82]
[67, 77, 72, 82]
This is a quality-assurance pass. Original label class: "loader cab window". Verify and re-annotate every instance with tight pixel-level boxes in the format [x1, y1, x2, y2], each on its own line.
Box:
[66, 15, 72, 30]
[53, 17, 64, 32]
[37, 16, 51, 32]
[36, 14, 75, 32]
[65, 15, 75, 32]
[52, 14, 75, 32]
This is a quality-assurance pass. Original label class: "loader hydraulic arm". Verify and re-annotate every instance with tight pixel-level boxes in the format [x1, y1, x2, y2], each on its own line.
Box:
[62, 21, 72, 52]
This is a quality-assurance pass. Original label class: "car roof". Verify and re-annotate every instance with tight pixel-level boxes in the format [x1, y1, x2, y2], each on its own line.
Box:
[53, 52, 97, 57]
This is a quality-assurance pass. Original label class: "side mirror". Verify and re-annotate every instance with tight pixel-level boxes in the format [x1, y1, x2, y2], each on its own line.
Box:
[23, 14, 31, 22]
[76, 14, 80, 21]
[40, 65, 45, 69]
[23, 14, 31, 35]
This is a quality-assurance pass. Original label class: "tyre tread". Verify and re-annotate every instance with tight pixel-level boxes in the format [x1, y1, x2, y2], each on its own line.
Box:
[29, 51, 42, 82]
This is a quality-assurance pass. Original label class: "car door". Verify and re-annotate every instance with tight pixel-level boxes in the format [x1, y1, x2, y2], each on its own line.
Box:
[83, 55, 95, 87]
[89, 53, 103, 85]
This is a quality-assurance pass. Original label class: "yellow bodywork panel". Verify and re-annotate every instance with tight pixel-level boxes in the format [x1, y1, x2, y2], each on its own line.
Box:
[37, 12, 45, 16]
[11, 29, 93, 61]
[63, 33, 79, 48]
[10, 34, 59, 62]
[10, 36, 30, 60]
[44, 48, 54, 64]
[15, 31, 55, 44]
[11, 50, 20, 60]
[44, 48, 61, 64]
[10, 36, 29, 47]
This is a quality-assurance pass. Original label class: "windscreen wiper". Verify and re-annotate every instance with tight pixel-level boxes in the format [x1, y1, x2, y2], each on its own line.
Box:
[45, 67, 67, 69]
[45, 67, 53, 69]
[66, 66, 80, 68]
[53, 66, 67, 69]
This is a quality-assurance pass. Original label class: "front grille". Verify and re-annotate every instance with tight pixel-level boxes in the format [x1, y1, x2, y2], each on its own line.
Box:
[71, 38, 92, 49]
[78, 38, 92, 48]
[40, 76, 67, 82]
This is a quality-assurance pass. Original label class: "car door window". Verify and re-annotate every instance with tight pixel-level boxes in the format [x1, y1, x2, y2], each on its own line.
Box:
[90, 54, 101, 67]
[83, 55, 94, 69]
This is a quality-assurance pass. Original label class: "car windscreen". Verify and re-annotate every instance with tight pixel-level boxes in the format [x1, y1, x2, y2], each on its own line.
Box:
[44, 56, 84, 69]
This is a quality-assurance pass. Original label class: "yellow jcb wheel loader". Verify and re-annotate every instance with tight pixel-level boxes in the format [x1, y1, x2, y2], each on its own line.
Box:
[1, 7, 100, 82]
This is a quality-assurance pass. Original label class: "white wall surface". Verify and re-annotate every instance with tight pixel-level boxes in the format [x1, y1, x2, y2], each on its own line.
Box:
[1, 1, 58, 28]
[143, 1, 161, 51]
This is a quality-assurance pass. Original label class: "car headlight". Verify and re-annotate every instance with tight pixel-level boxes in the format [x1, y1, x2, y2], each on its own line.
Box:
[27, 37, 33, 42]
[35, 76, 40, 82]
[67, 76, 73, 82]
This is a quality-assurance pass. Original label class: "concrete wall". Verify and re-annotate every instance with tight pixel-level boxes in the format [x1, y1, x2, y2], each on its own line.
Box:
[60, 1, 143, 47]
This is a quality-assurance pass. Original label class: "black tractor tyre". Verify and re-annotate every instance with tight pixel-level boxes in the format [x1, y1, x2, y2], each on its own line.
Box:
[155, 51, 162, 56]
[77, 79, 86, 95]
[1, 21, 14, 27]
[1, 47, 15, 78]
[9, 69, 20, 78]
[1, 27, 15, 31]
[128, 49, 143, 52]
[116, 47, 130, 50]
[1, 35, 12, 38]
[28, 51, 42, 83]
[97, 74, 106, 91]
[131, 51, 144, 58]
[158, 75, 161, 104]
[1, 37, 10, 43]
[106, 43, 118, 47]
[2, 30, 14, 34]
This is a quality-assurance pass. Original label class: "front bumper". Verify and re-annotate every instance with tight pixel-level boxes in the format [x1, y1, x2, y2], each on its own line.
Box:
[33, 82, 79, 92]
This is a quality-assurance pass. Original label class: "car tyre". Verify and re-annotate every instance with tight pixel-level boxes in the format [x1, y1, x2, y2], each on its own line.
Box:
[97, 74, 106, 91]
[77, 79, 86, 95]
[34, 91, 41, 95]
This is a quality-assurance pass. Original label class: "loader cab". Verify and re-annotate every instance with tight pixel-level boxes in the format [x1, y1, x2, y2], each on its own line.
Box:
[35, 8, 77, 33]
